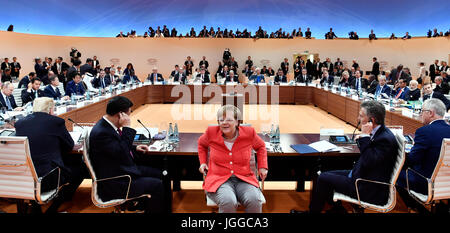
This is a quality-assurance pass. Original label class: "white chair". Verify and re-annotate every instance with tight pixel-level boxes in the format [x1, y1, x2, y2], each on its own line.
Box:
[0, 136, 65, 212]
[332, 129, 406, 213]
[81, 128, 151, 213]
[12, 88, 23, 107]
[406, 138, 450, 212]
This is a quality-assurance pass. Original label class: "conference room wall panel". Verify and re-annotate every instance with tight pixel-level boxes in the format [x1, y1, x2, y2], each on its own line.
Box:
[1, 31, 449, 82]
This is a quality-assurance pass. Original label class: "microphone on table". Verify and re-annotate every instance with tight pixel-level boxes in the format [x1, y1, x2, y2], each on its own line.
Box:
[68, 118, 84, 129]
[351, 120, 360, 142]
[137, 119, 151, 142]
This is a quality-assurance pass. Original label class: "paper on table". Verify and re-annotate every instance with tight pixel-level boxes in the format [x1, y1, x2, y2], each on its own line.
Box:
[148, 140, 164, 151]
[135, 127, 158, 139]
[308, 140, 340, 152]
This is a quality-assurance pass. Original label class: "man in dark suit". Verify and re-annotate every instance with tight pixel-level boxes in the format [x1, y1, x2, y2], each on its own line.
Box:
[147, 68, 164, 83]
[434, 76, 449, 95]
[429, 60, 440, 82]
[15, 97, 86, 213]
[91, 70, 111, 89]
[405, 80, 420, 101]
[10, 57, 21, 78]
[305, 28, 312, 39]
[374, 76, 392, 99]
[169, 65, 186, 84]
[274, 69, 287, 84]
[371, 57, 380, 77]
[225, 70, 239, 83]
[18, 72, 36, 89]
[0, 82, 22, 111]
[295, 68, 312, 83]
[280, 58, 289, 76]
[51, 57, 70, 76]
[44, 75, 70, 100]
[65, 73, 86, 96]
[89, 96, 166, 213]
[80, 58, 95, 76]
[67, 59, 82, 82]
[199, 56, 209, 70]
[388, 65, 408, 84]
[1, 68, 12, 83]
[1, 57, 10, 71]
[319, 70, 334, 86]
[422, 83, 450, 111]
[396, 98, 450, 212]
[391, 78, 409, 100]
[21, 78, 45, 106]
[325, 28, 337, 39]
[196, 69, 210, 83]
[308, 100, 398, 213]
[351, 70, 368, 90]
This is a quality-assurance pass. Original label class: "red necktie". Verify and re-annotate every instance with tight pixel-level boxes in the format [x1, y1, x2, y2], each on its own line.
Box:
[117, 128, 134, 159]
[395, 88, 403, 99]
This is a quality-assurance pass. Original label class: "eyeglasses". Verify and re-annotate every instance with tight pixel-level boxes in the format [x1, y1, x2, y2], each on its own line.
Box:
[422, 109, 432, 114]
[218, 118, 235, 123]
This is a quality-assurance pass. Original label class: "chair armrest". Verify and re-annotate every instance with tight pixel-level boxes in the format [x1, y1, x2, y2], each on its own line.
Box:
[405, 168, 431, 196]
[38, 167, 61, 193]
[354, 178, 394, 207]
[95, 175, 132, 200]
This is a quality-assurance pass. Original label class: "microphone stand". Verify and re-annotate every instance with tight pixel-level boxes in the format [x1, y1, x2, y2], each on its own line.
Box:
[68, 118, 84, 129]
[137, 119, 152, 144]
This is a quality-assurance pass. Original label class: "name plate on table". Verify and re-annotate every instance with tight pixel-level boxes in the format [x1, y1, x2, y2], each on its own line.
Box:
[351, 95, 359, 100]
[402, 108, 414, 118]
[340, 92, 347, 97]
[105, 93, 112, 98]
[193, 82, 202, 85]
[139, 83, 143, 87]
[172, 81, 180, 85]
[296, 82, 306, 86]
[76, 101, 85, 108]
[258, 83, 267, 86]
[226, 82, 237, 86]
[93, 96, 100, 102]
[331, 89, 337, 93]
[154, 81, 163, 85]
[280, 82, 289, 86]
[124, 87, 130, 92]
[117, 90, 122, 94]
[56, 106, 66, 115]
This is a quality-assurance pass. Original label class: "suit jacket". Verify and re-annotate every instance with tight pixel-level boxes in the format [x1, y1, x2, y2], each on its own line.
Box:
[274, 75, 287, 83]
[0, 93, 18, 110]
[295, 74, 312, 83]
[429, 63, 439, 79]
[89, 118, 141, 199]
[147, 73, 164, 83]
[91, 76, 111, 89]
[374, 84, 392, 98]
[0, 62, 10, 71]
[44, 85, 63, 100]
[10, 62, 21, 76]
[340, 77, 354, 88]
[401, 120, 450, 193]
[320, 75, 334, 86]
[353, 125, 398, 204]
[225, 74, 239, 83]
[18, 75, 31, 89]
[34, 63, 46, 79]
[281, 62, 289, 74]
[1, 73, 12, 83]
[80, 64, 94, 76]
[199, 60, 209, 69]
[405, 88, 420, 101]
[21, 88, 45, 106]
[66, 66, 78, 82]
[15, 112, 74, 177]
[122, 75, 140, 84]
[51, 62, 70, 75]
[196, 74, 210, 83]
[434, 83, 450, 95]
[372, 62, 380, 76]
[198, 126, 268, 192]
[170, 71, 187, 84]
[392, 86, 410, 100]
[388, 69, 408, 83]
[423, 92, 450, 111]
[65, 80, 86, 96]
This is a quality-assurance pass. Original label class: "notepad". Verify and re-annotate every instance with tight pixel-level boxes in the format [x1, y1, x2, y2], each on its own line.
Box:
[291, 140, 340, 154]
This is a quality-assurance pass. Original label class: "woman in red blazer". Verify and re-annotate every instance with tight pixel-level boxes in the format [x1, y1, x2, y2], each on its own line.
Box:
[198, 105, 268, 213]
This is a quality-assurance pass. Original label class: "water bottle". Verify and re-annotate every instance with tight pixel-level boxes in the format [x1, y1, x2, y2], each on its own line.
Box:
[168, 123, 174, 141]
[71, 94, 75, 104]
[389, 96, 393, 107]
[86, 90, 91, 100]
[174, 123, 179, 142]
[109, 84, 113, 94]
[269, 124, 275, 143]
[275, 125, 280, 144]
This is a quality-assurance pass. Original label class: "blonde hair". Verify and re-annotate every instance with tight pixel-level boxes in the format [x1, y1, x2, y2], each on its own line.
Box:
[217, 105, 242, 122]
[33, 97, 55, 113]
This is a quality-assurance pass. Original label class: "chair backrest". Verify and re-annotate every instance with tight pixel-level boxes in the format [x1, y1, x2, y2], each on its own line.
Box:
[0, 136, 38, 201]
[429, 138, 450, 201]
[81, 127, 96, 181]
[12, 88, 23, 107]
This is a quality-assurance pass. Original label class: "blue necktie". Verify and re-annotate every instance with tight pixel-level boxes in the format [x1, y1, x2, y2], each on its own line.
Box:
[5, 96, 12, 111]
